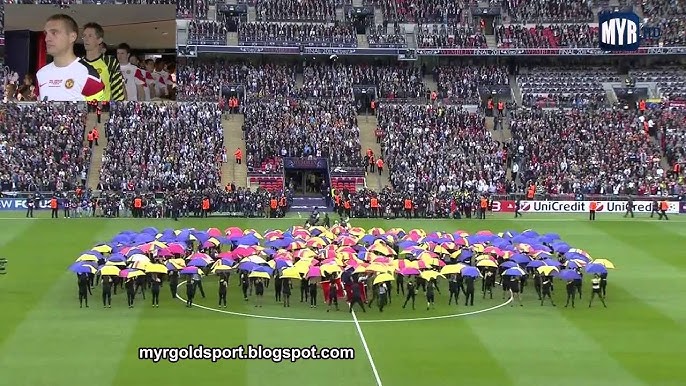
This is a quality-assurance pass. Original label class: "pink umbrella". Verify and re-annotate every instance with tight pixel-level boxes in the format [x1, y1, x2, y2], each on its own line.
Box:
[224, 227, 243, 238]
[400, 268, 420, 276]
[371, 256, 391, 264]
[167, 244, 186, 254]
[207, 227, 223, 237]
[307, 266, 321, 278]
[476, 230, 493, 235]
[157, 249, 173, 257]
[217, 251, 234, 259]
[232, 246, 256, 257]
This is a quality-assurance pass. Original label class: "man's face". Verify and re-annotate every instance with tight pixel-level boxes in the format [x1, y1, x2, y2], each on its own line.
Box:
[116, 49, 129, 65]
[82, 27, 102, 52]
[44, 19, 75, 56]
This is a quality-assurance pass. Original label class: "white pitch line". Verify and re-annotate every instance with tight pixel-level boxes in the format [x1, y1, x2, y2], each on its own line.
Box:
[351, 308, 383, 386]
[175, 281, 513, 323]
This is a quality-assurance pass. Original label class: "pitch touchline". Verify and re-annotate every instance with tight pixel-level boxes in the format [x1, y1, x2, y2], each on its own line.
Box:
[351, 308, 383, 386]
[176, 281, 513, 323]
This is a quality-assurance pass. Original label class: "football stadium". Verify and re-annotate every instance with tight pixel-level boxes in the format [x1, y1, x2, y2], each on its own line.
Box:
[1, 0, 686, 385]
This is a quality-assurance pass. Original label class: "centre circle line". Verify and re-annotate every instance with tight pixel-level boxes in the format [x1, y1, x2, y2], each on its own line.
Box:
[176, 281, 513, 323]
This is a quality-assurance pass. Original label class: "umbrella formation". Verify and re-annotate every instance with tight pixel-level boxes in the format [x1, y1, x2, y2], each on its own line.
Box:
[68, 226, 615, 311]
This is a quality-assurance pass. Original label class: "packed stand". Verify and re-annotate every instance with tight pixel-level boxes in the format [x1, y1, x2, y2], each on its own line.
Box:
[363, 0, 467, 23]
[242, 99, 363, 172]
[662, 110, 686, 179]
[517, 67, 618, 108]
[98, 102, 224, 192]
[508, 108, 679, 196]
[433, 65, 509, 105]
[629, 67, 686, 101]
[239, 22, 357, 47]
[377, 104, 507, 195]
[177, 0, 209, 18]
[5, 0, 77, 4]
[244, 64, 298, 99]
[255, 0, 337, 22]
[176, 58, 248, 102]
[0, 103, 90, 192]
[188, 20, 227, 45]
[502, 0, 594, 23]
[416, 24, 487, 48]
[301, 63, 355, 99]
[367, 24, 408, 48]
[640, 0, 686, 47]
[0, 4, 4, 43]
[495, 24, 598, 48]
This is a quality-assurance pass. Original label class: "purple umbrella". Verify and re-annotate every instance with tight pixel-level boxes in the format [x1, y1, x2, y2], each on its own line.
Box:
[69, 263, 93, 274]
[585, 263, 607, 275]
[188, 258, 209, 267]
[180, 266, 201, 275]
[499, 261, 518, 269]
[399, 267, 420, 276]
[461, 266, 481, 278]
[165, 262, 179, 271]
[527, 260, 545, 268]
[558, 269, 582, 281]
[542, 258, 561, 267]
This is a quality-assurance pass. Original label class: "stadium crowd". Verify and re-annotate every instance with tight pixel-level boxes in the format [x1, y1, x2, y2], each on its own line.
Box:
[177, 0, 209, 18]
[630, 67, 686, 101]
[495, 24, 598, 48]
[363, 0, 467, 23]
[416, 24, 487, 48]
[176, 59, 247, 102]
[97, 102, 224, 192]
[255, 0, 338, 22]
[239, 22, 357, 46]
[242, 99, 362, 172]
[433, 65, 509, 105]
[502, 0, 594, 23]
[517, 68, 619, 108]
[508, 108, 679, 196]
[640, 0, 686, 47]
[367, 24, 407, 48]
[0, 103, 90, 192]
[377, 104, 509, 194]
[188, 20, 227, 45]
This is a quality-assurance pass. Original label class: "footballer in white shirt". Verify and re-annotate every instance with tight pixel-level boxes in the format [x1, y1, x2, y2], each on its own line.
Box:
[36, 14, 105, 101]
[116, 43, 146, 101]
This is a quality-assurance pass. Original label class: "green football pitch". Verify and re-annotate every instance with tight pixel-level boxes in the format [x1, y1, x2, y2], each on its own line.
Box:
[0, 211, 684, 386]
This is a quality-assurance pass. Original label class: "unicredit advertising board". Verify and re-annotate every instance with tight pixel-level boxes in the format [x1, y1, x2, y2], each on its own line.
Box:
[517, 200, 680, 214]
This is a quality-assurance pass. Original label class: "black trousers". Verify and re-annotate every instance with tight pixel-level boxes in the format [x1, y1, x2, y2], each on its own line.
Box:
[589, 210, 596, 220]
[127, 291, 135, 307]
[464, 289, 474, 305]
[403, 293, 415, 308]
[219, 290, 227, 306]
[349, 296, 366, 312]
[102, 290, 111, 306]
[151, 288, 160, 305]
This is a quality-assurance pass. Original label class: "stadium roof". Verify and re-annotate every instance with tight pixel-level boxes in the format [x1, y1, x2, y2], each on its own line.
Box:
[4, 4, 175, 50]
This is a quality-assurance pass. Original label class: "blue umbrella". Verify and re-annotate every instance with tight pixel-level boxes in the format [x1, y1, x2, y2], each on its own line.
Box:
[510, 253, 530, 264]
[252, 266, 274, 274]
[558, 269, 582, 281]
[266, 239, 290, 249]
[566, 260, 584, 269]
[500, 261, 518, 269]
[461, 266, 481, 278]
[542, 258, 561, 267]
[527, 260, 546, 268]
[238, 262, 258, 272]
[585, 263, 607, 275]
[219, 258, 236, 266]
[503, 267, 526, 277]
[275, 260, 292, 270]
[180, 266, 200, 275]
[236, 235, 259, 246]
[108, 253, 126, 263]
[188, 258, 209, 267]
[69, 263, 93, 274]
[165, 261, 179, 271]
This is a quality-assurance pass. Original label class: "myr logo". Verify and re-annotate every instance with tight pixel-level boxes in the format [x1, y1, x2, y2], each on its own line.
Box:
[599, 12, 660, 52]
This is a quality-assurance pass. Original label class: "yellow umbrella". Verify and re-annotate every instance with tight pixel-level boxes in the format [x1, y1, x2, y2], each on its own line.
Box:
[475, 254, 493, 261]
[131, 261, 149, 270]
[476, 260, 498, 268]
[145, 263, 167, 274]
[76, 253, 98, 262]
[168, 258, 186, 269]
[373, 272, 395, 285]
[125, 270, 146, 279]
[353, 265, 368, 274]
[105, 260, 126, 266]
[537, 266, 559, 276]
[420, 270, 444, 281]
[592, 259, 615, 269]
[440, 263, 466, 275]
[99, 265, 120, 276]
[367, 263, 391, 273]
[280, 267, 302, 280]
[211, 264, 234, 274]
[321, 265, 342, 275]
[91, 245, 112, 254]
[249, 271, 271, 279]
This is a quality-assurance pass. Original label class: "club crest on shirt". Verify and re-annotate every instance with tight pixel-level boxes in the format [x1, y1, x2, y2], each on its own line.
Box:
[97, 68, 102, 74]
[65, 79, 74, 89]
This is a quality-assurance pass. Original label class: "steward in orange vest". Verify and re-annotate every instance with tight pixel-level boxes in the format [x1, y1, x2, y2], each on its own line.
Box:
[370, 196, 379, 218]
[50, 196, 59, 218]
[133, 197, 143, 218]
[658, 200, 670, 220]
[403, 198, 412, 218]
[589, 201, 598, 221]
[479, 197, 488, 219]
[201, 197, 211, 218]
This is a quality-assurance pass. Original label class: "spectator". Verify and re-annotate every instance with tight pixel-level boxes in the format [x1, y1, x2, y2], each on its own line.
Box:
[495, 24, 598, 48]
[367, 24, 407, 48]
[255, 0, 337, 22]
[508, 108, 679, 196]
[0, 102, 90, 192]
[98, 102, 224, 191]
[502, 0, 593, 23]
[630, 67, 686, 101]
[177, 0, 209, 18]
[239, 22, 357, 47]
[417, 24, 487, 48]
[434, 65, 509, 105]
[517, 67, 619, 108]
[378, 103, 508, 194]
[363, 0, 465, 23]
[242, 99, 363, 172]
[188, 20, 227, 45]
